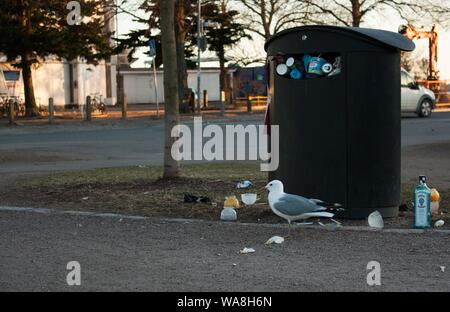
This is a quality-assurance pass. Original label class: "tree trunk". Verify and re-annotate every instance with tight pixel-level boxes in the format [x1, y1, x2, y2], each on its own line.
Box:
[161, 0, 181, 179]
[260, 0, 272, 40]
[175, 30, 189, 113]
[218, 48, 227, 95]
[175, 1, 190, 113]
[21, 55, 39, 117]
[351, 0, 362, 27]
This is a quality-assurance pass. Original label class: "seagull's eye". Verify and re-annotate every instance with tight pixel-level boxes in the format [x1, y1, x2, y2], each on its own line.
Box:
[270, 184, 273, 186]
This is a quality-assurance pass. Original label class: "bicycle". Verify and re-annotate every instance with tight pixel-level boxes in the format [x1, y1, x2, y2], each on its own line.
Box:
[0, 96, 24, 118]
[89, 93, 107, 114]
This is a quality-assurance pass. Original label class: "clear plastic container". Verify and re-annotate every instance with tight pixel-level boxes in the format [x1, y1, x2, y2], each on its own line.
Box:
[221, 207, 237, 221]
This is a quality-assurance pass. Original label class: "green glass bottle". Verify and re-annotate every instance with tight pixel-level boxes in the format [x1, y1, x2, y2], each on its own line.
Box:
[413, 175, 431, 228]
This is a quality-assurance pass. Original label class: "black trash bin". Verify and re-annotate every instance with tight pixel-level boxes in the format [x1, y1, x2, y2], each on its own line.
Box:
[265, 25, 415, 219]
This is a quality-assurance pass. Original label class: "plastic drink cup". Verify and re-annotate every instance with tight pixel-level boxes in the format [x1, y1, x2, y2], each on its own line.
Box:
[276, 64, 289, 76]
[290, 68, 302, 80]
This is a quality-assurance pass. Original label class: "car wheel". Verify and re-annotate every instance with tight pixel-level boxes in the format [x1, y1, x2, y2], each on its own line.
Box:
[418, 99, 432, 118]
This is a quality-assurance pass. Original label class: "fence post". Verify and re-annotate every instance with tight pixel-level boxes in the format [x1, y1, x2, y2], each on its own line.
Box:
[8, 99, 15, 125]
[48, 98, 54, 124]
[86, 96, 92, 121]
[247, 96, 252, 113]
[220, 91, 225, 116]
[122, 93, 128, 120]
[203, 90, 208, 109]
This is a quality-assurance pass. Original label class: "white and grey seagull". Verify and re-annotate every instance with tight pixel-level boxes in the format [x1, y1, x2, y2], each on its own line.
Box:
[266, 180, 343, 235]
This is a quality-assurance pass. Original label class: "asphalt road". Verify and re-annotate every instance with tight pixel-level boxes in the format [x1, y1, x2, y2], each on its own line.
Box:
[0, 209, 449, 291]
[1, 112, 450, 175]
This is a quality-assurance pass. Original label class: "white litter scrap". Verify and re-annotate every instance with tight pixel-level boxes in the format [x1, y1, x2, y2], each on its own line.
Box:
[318, 219, 342, 230]
[434, 220, 445, 228]
[440, 266, 446, 273]
[265, 236, 285, 245]
[237, 180, 253, 189]
[368, 211, 384, 229]
[240, 247, 255, 254]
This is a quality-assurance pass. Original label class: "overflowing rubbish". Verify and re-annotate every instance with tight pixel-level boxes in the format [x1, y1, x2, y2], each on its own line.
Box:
[368, 211, 384, 229]
[237, 180, 253, 189]
[241, 193, 257, 205]
[430, 188, 440, 215]
[274, 53, 341, 80]
[430, 188, 440, 201]
[221, 196, 240, 221]
[184, 194, 211, 203]
[434, 220, 445, 227]
[239, 247, 255, 254]
[413, 175, 431, 228]
[224, 196, 240, 209]
[265, 236, 285, 245]
[220, 207, 237, 221]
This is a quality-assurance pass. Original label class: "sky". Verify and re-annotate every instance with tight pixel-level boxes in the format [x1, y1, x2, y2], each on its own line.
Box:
[114, 0, 450, 79]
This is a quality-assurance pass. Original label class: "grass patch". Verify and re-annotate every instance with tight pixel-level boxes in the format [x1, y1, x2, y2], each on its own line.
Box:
[4, 162, 278, 223]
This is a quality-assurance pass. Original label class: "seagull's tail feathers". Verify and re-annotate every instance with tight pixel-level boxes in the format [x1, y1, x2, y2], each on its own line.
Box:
[310, 199, 345, 213]
[303, 211, 334, 218]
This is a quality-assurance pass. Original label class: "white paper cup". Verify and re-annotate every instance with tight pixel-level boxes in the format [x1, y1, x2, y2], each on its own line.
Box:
[241, 193, 257, 205]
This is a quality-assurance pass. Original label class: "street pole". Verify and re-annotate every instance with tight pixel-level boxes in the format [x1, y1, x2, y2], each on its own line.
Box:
[153, 58, 159, 118]
[116, 2, 121, 107]
[196, 0, 202, 114]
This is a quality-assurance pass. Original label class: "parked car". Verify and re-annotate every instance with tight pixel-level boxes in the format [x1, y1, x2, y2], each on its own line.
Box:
[401, 69, 436, 117]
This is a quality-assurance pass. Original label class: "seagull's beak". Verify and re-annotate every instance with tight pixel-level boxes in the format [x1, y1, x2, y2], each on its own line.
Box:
[264, 184, 270, 190]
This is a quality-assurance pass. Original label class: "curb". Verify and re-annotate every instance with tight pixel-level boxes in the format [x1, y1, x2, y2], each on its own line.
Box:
[0, 206, 449, 235]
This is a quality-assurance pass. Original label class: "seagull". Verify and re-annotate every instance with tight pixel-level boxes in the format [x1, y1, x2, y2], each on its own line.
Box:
[266, 180, 343, 235]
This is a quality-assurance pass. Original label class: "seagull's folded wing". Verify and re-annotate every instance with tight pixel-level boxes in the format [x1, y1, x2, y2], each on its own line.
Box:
[273, 193, 324, 216]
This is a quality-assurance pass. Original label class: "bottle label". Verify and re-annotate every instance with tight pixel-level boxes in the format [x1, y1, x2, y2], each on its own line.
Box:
[415, 191, 429, 227]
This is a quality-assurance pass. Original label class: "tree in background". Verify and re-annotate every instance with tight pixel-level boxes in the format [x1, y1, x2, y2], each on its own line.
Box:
[233, 0, 311, 40]
[199, 0, 249, 97]
[303, 0, 450, 27]
[160, 0, 180, 179]
[118, 0, 212, 112]
[0, 0, 113, 117]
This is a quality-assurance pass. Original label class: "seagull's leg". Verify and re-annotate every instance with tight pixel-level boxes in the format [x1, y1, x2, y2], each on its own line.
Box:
[287, 221, 292, 237]
[297, 220, 306, 236]
[298, 225, 305, 236]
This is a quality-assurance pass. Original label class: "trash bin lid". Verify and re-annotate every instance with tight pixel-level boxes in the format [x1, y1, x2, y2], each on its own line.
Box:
[265, 25, 415, 52]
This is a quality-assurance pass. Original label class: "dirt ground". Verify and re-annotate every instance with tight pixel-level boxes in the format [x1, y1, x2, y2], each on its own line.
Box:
[1, 210, 449, 291]
[0, 141, 449, 229]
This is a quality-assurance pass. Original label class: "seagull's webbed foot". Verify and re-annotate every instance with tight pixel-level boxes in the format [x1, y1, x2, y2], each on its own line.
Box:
[298, 226, 305, 236]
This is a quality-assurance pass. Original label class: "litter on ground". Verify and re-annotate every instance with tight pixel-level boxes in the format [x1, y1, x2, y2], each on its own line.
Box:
[240, 247, 255, 254]
[237, 180, 253, 189]
[265, 236, 285, 245]
[434, 220, 445, 227]
[184, 194, 210, 203]
[368, 210, 384, 229]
